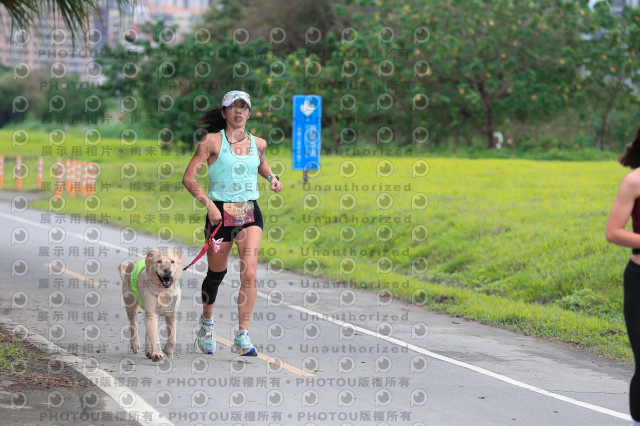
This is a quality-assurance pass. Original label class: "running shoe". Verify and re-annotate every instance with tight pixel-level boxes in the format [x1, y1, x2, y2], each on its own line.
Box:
[196, 316, 216, 354]
[232, 330, 257, 356]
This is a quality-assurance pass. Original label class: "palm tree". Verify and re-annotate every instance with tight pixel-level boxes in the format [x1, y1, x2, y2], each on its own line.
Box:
[0, 0, 136, 43]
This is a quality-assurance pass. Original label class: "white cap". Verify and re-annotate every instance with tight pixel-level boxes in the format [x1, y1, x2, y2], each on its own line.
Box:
[221, 90, 251, 108]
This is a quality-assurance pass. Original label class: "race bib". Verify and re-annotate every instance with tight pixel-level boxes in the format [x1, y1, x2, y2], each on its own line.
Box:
[223, 201, 255, 226]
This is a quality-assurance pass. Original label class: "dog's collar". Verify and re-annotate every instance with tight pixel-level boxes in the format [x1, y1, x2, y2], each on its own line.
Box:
[144, 279, 178, 314]
[156, 293, 178, 315]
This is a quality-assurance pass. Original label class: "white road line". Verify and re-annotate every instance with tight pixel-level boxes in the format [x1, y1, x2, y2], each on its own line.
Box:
[0, 212, 124, 252]
[2, 211, 630, 421]
[0, 314, 175, 426]
[285, 304, 630, 422]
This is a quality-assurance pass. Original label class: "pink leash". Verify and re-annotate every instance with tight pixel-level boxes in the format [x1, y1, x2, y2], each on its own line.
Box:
[183, 221, 223, 271]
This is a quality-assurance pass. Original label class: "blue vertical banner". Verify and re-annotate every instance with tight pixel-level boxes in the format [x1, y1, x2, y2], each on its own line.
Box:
[292, 95, 322, 171]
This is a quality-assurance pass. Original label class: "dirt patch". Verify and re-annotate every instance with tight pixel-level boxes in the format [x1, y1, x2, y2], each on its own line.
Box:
[0, 328, 88, 391]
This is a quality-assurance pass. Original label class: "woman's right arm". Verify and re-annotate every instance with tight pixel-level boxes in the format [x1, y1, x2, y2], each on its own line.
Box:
[182, 134, 222, 224]
[606, 172, 640, 248]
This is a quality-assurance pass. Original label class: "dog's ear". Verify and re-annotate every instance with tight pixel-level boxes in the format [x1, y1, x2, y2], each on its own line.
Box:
[172, 248, 183, 262]
[117, 263, 128, 281]
[145, 249, 158, 269]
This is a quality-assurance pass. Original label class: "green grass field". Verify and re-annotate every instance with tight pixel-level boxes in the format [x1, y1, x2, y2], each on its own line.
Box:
[0, 129, 633, 362]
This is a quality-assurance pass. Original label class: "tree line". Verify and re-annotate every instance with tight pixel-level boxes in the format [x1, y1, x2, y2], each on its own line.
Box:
[3, 0, 640, 152]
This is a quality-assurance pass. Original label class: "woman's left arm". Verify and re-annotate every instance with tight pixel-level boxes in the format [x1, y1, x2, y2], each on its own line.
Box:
[256, 137, 283, 193]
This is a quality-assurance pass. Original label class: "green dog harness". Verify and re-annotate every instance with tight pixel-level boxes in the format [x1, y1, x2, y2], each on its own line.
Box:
[130, 260, 146, 310]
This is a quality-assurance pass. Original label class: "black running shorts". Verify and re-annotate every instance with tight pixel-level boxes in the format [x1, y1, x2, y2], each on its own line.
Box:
[203, 199, 264, 243]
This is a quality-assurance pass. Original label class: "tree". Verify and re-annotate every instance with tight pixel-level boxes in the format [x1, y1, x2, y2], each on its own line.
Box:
[40, 75, 107, 125]
[424, 0, 589, 148]
[98, 20, 274, 148]
[0, 67, 49, 126]
[198, 0, 352, 62]
[0, 0, 135, 45]
[576, 1, 640, 149]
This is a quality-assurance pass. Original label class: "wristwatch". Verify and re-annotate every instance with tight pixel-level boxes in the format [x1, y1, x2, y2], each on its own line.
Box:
[268, 174, 279, 182]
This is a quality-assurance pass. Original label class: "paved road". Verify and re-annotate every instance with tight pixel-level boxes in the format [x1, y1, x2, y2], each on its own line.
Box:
[0, 191, 634, 425]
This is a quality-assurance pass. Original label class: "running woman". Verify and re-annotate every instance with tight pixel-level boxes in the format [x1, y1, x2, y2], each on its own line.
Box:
[606, 128, 640, 425]
[182, 90, 282, 356]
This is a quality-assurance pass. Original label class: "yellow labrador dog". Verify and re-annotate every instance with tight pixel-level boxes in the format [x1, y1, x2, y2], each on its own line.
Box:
[118, 248, 182, 362]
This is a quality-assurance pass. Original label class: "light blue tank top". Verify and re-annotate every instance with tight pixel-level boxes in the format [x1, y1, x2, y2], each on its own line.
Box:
[207, 129, 260, 202]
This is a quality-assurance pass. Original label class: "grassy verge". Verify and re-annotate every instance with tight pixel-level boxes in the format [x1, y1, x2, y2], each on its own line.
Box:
[0, 328, 85, 389]
[0, 329, 37, 373]
[0, 129, 633, 363]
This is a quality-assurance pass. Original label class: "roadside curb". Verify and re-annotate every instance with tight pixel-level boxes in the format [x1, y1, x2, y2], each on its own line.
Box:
[0, 314, 174, 426]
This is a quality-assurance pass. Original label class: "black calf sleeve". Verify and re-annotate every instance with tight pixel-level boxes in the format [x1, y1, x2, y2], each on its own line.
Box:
[202, 269, 227, 305]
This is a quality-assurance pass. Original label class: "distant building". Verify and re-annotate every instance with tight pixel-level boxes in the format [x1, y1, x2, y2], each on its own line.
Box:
[0, 0, 215, 79]
[611, 0, 640, 16]
[144, 0, 215, 37]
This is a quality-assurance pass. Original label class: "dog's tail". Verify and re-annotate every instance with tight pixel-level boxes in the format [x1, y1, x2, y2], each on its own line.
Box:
[117, 263, 129, 281]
